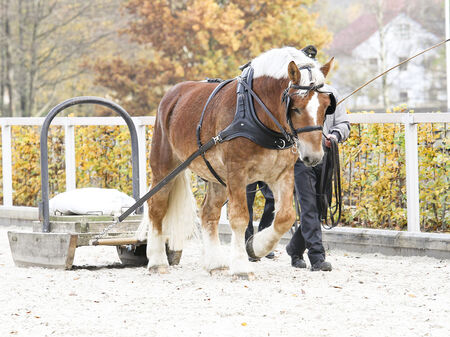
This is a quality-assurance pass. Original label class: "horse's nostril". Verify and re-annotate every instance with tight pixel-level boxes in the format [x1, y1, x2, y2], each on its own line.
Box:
[303, 156, 310, 163]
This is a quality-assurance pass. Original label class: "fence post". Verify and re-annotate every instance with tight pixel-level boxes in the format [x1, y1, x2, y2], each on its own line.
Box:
[137, 124, 147, 197]
[1, 125, 13, 206]
[404, 114, 420, 232]
[65, 123, 76, 191]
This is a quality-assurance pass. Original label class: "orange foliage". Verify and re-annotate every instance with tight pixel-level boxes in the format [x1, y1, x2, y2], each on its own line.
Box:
[92, 0, 331, 115]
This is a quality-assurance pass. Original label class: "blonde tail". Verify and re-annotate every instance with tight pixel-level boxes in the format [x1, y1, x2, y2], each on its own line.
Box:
[163, 170, 198, 250]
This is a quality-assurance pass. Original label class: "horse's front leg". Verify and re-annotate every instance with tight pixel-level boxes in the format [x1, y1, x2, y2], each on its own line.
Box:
[246, 172, 296, 259]
[227, 178, 254, 279]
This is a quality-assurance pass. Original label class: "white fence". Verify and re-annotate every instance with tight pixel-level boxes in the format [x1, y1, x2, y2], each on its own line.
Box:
[1, 113, 448, 232]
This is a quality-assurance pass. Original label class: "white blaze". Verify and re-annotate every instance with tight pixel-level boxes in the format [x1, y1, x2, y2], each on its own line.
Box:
[305, 92, 319, 125]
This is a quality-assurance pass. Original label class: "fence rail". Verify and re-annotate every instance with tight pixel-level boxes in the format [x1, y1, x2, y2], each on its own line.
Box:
[1, 113, 448, 232]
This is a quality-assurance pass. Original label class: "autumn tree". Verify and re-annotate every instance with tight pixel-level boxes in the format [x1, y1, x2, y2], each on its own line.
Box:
[0, 0, 125, 117]
[93, 0, 332, 115]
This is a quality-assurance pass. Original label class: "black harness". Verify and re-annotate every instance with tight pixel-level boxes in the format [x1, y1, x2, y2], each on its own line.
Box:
[111, 63, 340, 230]
[197, 65, 336, 186]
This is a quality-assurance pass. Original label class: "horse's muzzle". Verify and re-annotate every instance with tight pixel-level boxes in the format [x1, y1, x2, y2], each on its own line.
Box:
[301, 153, 323, 167]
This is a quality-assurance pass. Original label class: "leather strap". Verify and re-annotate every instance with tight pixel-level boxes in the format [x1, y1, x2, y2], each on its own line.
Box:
[118, 137, 219, 222]
[196, 79, 234, 186]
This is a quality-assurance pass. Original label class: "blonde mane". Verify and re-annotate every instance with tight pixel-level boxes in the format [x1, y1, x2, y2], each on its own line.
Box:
[251, 47, 325, 89]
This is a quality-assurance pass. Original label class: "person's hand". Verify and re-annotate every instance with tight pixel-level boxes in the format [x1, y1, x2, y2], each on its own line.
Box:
[324, 134, 338, 148]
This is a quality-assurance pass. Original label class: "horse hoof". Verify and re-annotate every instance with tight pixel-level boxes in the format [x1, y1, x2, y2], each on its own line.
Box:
[232, 272, 255, 281]
[165, 243, 182, 265]
[209, 267, 229, 275]
[245, 236, 259, 260]
[148, 265, 169, 274]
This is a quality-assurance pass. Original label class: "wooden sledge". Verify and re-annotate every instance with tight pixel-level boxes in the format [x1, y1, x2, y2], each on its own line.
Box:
[8, 97, 148, 269]
[7, 214, 148, 269]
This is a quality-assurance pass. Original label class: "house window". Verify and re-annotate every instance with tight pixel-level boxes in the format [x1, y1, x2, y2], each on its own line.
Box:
[399, 57, 408, 71]
[400, 92, 408, 101]
[398, 24, 410, 39]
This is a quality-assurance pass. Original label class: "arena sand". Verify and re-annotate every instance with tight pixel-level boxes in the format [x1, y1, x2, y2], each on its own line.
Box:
[0, 226, 449, 337]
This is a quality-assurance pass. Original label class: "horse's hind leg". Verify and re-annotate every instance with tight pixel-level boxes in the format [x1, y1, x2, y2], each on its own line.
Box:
[146, 183, 172, 274]
[146, 116, 198, 273]
[146, 168, 198, 273]
[227, 178, 254, 279]
[201, 181, 228, 273]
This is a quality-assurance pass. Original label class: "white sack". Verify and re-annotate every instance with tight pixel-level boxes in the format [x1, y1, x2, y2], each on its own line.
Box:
[49, 188, 135, 216]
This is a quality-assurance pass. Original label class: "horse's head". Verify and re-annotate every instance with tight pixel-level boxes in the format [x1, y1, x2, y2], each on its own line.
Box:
[284, 58, 334, 166]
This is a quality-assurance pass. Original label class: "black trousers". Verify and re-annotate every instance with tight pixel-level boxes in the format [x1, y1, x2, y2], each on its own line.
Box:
[286, 159, 325, 265]
[245, 181, 275, 242]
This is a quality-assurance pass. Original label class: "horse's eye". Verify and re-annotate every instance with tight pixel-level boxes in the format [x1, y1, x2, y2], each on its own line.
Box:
[292, 107, 300, 114]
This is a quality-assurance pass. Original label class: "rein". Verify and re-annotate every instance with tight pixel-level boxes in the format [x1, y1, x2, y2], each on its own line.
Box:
[91, 41, 450, 242]
[318, 137, 341, 229]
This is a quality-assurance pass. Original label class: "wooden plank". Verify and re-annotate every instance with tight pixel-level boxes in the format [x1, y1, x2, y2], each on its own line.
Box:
[32, 215, 142, 235]
[347, 113, 405, 124]
[0, 116, 156, 126]
[48, 214, 142, 222]
[33, 221, 80, 233]
[33, 220, 141, 234]
[76, 232, 136, 247]
[7, 231, 78, 269]
[412, 113, 450, 123]
[91, 237, 145, 246]
[137, 124, 148, 198]
[64, 124, 76, 191]
[405, 120, 420, 232]
[73, 220, 139, 234]
[2, 125, 13, 206]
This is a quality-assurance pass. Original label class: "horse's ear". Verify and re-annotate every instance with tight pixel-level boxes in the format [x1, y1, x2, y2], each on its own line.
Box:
[288, 61, 301, 84]
[320, 57, 334, 77]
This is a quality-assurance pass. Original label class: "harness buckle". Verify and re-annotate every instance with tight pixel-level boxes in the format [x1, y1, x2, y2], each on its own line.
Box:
[276, 139, 286, 149]
[213, 134, 223, 144]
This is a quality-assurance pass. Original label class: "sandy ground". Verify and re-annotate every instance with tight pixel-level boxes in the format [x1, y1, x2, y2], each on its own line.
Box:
[1, 227, 449, 337]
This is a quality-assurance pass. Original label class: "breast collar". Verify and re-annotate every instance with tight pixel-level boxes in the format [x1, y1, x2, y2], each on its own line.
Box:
[218, 66, 294, 150]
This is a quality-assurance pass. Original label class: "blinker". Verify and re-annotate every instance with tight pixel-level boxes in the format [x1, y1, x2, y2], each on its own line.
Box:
[326, 92, 336, 115]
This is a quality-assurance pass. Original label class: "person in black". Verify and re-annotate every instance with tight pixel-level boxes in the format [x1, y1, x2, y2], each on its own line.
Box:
[246, 46, 350, 270]
[283, 46, 350, 271]
[245, 181, 275, 260]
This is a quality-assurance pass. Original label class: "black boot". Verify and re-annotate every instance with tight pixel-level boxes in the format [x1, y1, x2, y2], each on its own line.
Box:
[311, 260, 332, 271]
[290, 255, 307, 268]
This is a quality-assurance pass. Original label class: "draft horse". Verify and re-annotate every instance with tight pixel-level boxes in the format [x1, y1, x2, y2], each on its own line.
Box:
[144, 47, 334, 278]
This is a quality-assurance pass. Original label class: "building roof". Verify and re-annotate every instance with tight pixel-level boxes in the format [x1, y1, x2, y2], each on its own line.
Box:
[329, 0, 406, 55]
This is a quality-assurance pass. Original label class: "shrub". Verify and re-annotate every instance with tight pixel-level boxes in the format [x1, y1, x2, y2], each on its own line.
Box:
[340, 109, 448, 232]
[0, 112, 447, 232]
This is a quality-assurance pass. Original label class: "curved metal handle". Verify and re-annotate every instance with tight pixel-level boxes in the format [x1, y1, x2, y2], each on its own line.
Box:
[40, 96, 141, 232]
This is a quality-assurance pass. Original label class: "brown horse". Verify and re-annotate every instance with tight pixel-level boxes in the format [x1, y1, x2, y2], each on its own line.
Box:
[143, 47, 334, 278]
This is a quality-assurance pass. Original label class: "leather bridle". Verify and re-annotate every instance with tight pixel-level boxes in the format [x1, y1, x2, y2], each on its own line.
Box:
[280, 65, 337, 143]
